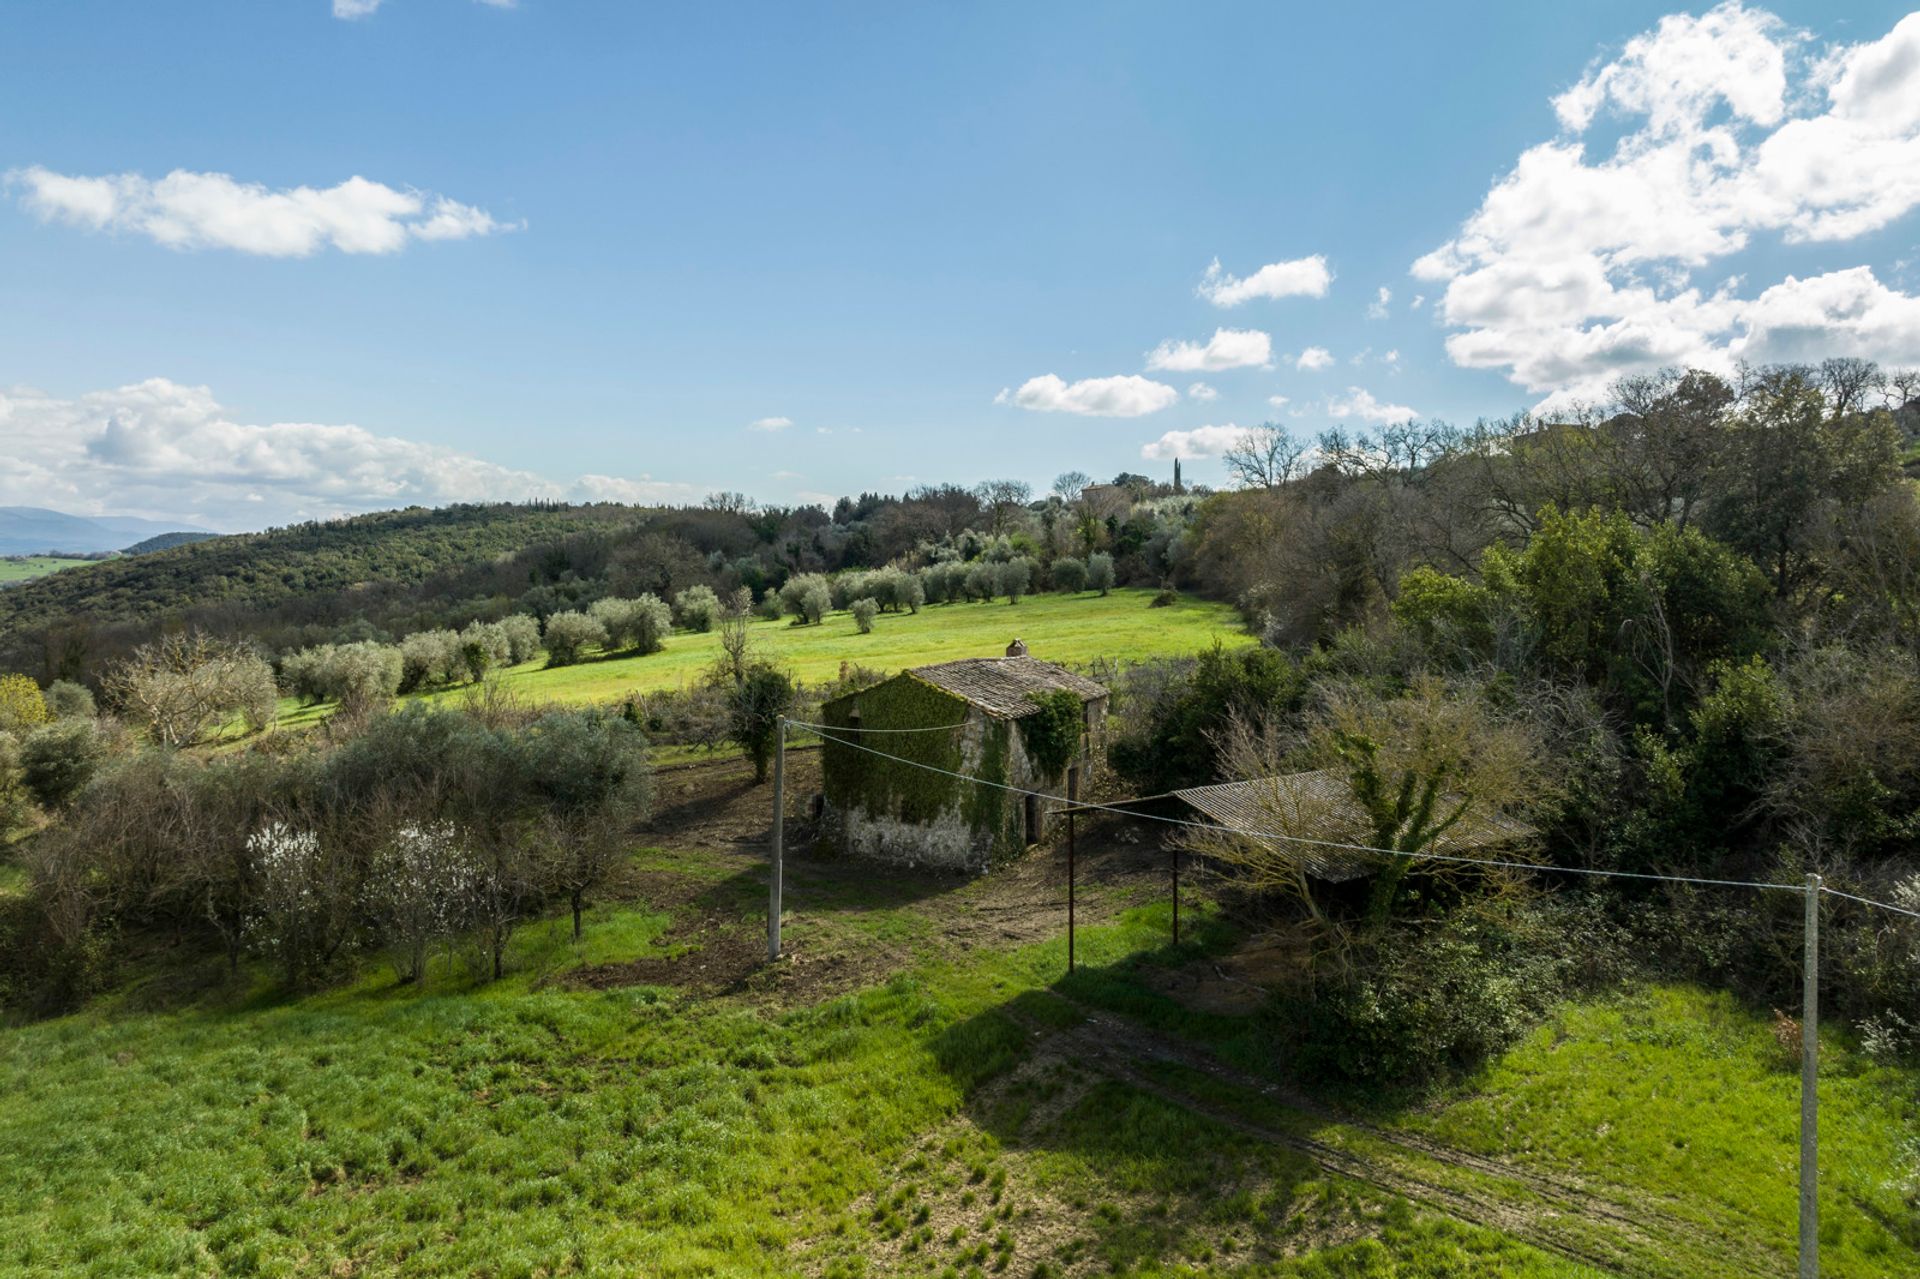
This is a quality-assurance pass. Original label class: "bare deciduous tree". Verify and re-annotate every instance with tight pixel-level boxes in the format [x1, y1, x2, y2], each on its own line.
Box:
[973, 479, 1034, 536]
[1223, 423, 1309, 490]
[1192, 677, 1557, 959]
[104, 633, 278, 747]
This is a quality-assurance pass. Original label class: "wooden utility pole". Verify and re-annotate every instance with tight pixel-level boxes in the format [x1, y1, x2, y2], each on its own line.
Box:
[1171, 846, 1180, 946]
[1800, 872, 1820, 1279]
[768, 716, 786, 962]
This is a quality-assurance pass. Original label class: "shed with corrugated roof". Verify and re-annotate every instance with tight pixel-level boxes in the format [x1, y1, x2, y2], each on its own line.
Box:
[1174, 770, 1535, 882]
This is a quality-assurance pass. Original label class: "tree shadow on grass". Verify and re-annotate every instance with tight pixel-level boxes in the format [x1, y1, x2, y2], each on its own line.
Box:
[920, 954, 1331, 1275]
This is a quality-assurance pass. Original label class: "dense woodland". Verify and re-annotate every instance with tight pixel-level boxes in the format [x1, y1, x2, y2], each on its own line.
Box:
[3, 358, 1920, 1090]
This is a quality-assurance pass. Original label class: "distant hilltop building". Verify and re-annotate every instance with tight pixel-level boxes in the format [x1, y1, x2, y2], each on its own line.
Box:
[817, 648, 1107, 872]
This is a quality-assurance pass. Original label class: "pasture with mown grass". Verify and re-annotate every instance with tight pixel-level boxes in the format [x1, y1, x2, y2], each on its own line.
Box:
[256, 588, 1249, 735]
[0, 557, 93, 585]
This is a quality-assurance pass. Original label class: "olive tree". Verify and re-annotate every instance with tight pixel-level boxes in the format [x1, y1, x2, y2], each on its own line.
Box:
[399, 629, 464, 692]
[778, 573, 832, 624]
[520, 710, 651, 939]
[673, 585, 722, 632]
[542, 611, 608, 666]
[498, 614, 544, 665]
[106, 634, 279, 746]
[997, 557, 1032, 603]
[590, 595, 673, 654]
[1086, 552, 1116, 595]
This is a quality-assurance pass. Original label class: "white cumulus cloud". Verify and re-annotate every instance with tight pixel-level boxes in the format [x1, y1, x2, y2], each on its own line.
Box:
[1187, 382, 1220, 401]
[748, 416, 793, 432]
[1326, 386, 1418, 424]
[1367, 287, 1392, 319]
[1140, 424, 1252, 461]
[1294, 346, 1335, 372]
[335, 0, 516, 17]
[1416, 3, 1920, 403]
[996, 374, 1178, 417]
[0, 377, 700, 528]
[7, 166, 516, 256]
[1197, 255, 1333, 306]
[1145, 328, 1273, 372]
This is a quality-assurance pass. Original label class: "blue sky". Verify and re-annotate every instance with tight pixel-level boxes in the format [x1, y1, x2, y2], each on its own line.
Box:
[3, 1, 1918, 529]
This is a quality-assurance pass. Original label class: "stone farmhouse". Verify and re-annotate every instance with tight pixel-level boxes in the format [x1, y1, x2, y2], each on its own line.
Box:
[816, 642, 1108, 872]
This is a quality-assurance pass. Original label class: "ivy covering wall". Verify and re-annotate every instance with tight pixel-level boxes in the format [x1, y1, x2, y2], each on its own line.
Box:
[1018, 690, 1085, 782]
[820, 673, 1024, 863]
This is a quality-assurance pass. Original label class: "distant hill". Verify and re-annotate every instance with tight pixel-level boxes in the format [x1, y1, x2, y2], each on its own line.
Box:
[119, 531, 219, 556]
[0, 507, 211, 556]
[0, 502, 678, 677]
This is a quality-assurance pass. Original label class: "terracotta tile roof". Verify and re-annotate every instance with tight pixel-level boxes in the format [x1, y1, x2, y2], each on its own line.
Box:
[905, 656, 1108, 718]
[1174, 770, 1535, 883]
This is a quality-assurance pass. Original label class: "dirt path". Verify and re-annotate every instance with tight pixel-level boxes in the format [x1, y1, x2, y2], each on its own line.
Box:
[1002, 997, 1780, 1279]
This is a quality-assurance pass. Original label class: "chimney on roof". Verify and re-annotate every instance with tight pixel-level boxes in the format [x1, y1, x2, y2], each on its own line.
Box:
[1006, 638, 1028, 657]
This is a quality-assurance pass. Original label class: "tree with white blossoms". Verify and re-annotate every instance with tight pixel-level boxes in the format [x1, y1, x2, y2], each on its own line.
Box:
[243, 821, 353, 986]
[362, 820, 480, 985]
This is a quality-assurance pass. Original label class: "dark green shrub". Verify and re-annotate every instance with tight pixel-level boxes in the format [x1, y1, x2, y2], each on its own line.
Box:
[1285, 899, 1613, 1088]
[42, 679, 95, 720]
[18, 719, 103, 812]
[1108, 644, 1306, 791]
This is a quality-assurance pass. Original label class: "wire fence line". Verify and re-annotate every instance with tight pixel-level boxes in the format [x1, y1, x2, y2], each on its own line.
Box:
[792, 719, 1920, 921]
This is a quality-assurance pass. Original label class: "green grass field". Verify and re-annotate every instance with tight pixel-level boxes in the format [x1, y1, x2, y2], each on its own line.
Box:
[0, 833, 1913, 1277]
[257, 588, 1251, 736]
[492, 588, 1250, 700]
[0, 557, 92, 584]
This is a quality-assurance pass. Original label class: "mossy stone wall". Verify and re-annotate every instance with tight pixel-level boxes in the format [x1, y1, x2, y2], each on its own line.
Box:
[819, 674, 1032, 870]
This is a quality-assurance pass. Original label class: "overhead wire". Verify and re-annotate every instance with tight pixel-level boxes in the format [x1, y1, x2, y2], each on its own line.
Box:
[1818, 885, 1920, 921]
[789, 719, 1920, 914]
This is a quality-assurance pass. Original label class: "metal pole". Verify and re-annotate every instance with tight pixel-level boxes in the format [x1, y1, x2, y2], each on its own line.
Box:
[1066, 810, 1076, 974]
[769, 716, 786, 962]
[1800, 872, 1820, 1279]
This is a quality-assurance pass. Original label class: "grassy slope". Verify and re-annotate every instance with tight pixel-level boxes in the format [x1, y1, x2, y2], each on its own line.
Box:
[0, 846, 1913, 1277]
[0, 557, 92, 584]
[489, 589, 1248, 700]
[1406, 987, 1920, 1270]
[0, 887, 1580, 1279]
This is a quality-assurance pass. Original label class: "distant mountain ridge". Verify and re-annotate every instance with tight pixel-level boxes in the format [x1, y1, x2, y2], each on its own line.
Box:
[0, 507, 212, 556]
